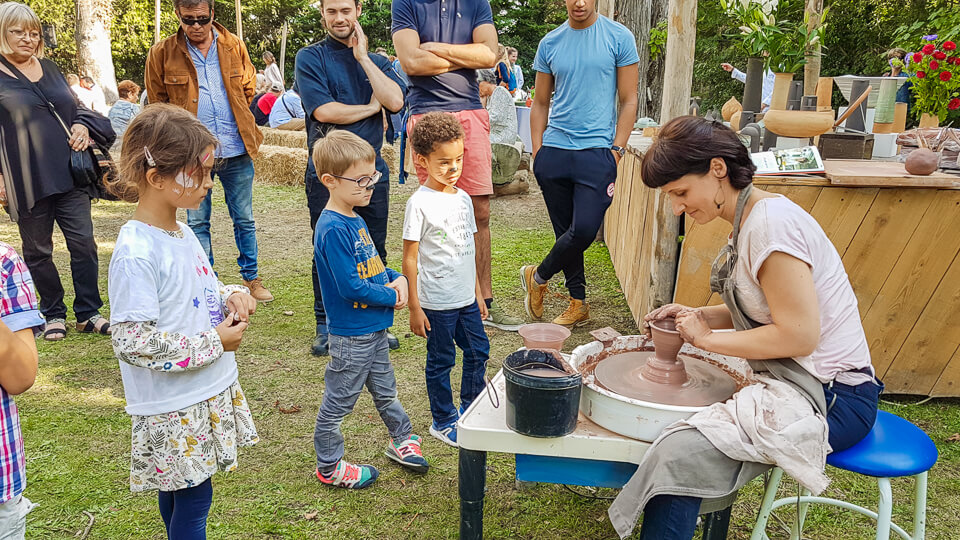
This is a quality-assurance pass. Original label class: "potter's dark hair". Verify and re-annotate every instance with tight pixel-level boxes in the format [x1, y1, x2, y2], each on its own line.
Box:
[410, 112, 464, 157]
[173, 0, 213, 12]
[641, 116, 756, 190]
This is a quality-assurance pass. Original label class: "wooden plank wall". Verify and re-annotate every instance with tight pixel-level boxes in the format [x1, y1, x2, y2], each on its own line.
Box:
[673, 178, 960, 396]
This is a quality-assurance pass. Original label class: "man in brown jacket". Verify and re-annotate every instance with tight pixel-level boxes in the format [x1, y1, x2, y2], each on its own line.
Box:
[145, 0, 273, 301]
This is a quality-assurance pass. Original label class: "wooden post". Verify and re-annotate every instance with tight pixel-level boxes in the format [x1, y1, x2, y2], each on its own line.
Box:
[280, 21, 288, 78]
[154, 0, 161, 44]
[234, 0, 243, 41]
[803, 0, 823, 96]
[649, 0, 697, 310]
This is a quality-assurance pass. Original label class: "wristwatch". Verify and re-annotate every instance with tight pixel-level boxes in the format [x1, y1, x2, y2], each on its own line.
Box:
[611, 145, 626, 158]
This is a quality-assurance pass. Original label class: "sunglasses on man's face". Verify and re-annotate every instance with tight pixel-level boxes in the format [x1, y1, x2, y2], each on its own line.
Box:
[179, 14, 212, 27]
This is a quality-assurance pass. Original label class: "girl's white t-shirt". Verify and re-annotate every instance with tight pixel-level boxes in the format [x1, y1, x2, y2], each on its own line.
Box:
[731, 196, 875, 386]
[402, 186, 478, 310]
[109, 220, 238, 415]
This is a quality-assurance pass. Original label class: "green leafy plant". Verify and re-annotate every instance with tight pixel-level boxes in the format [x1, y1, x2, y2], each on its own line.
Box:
[905, 35, 960, 121]
[649, 20, 668, 61]
[720, 0, 827, 74]
[719, 0, 779, 59]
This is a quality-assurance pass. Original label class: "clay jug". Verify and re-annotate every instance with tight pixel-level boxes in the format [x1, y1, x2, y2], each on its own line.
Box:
[722, 97, 742, 122]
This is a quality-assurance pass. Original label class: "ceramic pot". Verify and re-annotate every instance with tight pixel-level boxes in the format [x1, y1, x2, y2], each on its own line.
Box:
[770, 72, 794, 111]
[919, 113, 940, 129]
[721, 97, 742, 122]
[763, 109, 836, 137]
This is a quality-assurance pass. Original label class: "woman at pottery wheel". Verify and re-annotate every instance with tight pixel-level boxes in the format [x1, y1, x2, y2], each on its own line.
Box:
[607, 116, 883, 540]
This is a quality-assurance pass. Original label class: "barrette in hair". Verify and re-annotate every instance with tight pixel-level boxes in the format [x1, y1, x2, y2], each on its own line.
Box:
[144, 146, 157, 168]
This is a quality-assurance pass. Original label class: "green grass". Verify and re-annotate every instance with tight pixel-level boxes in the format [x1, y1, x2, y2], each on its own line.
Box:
[3, 180, 959, 539]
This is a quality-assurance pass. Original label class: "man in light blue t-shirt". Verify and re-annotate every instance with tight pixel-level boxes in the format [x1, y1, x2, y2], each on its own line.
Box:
[520, 0, 638, 328]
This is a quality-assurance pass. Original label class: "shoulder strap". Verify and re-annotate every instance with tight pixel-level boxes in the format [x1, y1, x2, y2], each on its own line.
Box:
[281, 94, 296, 116]
[0, 56, 72, 138]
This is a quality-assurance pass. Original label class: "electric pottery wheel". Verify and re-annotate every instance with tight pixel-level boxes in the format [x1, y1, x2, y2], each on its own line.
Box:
[570, 322, 749, 442]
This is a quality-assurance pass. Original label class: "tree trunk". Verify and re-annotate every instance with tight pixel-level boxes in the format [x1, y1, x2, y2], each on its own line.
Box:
[75, 0, 118, 104]
[803, 0, 823, 96]
[616, 0, 668, 120]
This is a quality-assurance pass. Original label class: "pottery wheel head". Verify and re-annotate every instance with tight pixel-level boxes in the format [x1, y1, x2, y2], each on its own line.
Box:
[594, 351, 737, 407]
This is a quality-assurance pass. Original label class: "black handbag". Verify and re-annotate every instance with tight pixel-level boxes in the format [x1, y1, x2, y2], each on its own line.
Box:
[0, 56, 118, 200]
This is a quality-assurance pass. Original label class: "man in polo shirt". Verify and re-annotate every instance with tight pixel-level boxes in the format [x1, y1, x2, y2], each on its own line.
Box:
[294, 0, 406, 356]
[520, 0, 639, 328]
[145, 0, 273, 301]
[392, 0, 524, 332]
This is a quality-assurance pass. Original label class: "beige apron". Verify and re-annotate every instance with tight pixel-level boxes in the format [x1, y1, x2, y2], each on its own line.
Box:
[608, 185, 827, 539]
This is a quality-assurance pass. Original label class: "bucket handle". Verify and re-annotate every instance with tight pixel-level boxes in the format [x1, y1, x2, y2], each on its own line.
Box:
[484, 375, 500, 409]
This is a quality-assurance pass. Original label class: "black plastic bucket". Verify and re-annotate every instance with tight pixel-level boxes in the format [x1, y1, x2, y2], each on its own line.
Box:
[503, 349, 582, 438]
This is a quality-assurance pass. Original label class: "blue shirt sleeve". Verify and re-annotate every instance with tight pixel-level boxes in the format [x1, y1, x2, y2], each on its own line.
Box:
[295, 47, 333, 120]
[615, 25, 640, 67]
[533, 37, 552, 74]
[473, 0, 494, 27]
[317, 226, 398, 308]
[385, 267, 402, 282]
[391, 0, 417, 34]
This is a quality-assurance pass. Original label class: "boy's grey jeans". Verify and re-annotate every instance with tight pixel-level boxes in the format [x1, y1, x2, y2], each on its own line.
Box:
[313, 330, 413, 472]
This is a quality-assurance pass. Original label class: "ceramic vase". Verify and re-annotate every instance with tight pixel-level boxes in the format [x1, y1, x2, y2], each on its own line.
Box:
[770, 73, 794, 111]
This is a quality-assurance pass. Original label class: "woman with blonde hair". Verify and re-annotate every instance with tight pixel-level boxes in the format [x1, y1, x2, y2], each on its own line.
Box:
[494, 44, 517, 95]
[0, 1, 113, 341]
[262, 50, 283, 87]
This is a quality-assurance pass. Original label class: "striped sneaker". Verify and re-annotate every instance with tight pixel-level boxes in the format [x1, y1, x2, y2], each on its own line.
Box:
[315, 459, 379, 489]
[384, 435, 429, 473]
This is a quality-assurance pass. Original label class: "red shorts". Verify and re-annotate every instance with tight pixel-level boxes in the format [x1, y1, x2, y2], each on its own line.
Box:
[407, 108, 493, 196]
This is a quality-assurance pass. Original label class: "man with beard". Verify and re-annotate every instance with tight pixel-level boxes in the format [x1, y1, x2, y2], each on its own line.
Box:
[294, 0, 406, 356]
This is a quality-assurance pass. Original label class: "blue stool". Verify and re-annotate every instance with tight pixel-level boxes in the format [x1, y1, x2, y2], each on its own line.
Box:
[751, 411, 938, 540]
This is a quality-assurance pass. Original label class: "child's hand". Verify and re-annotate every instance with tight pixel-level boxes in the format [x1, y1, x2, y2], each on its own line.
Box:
[478, 297, 489, 320]
[410, 307, 430, 338]
[225, 292, 257, 323]
[387, 276, 408, 310]
[216, 317, 248, 351]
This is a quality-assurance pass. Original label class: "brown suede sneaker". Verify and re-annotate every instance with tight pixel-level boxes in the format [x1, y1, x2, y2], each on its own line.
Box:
[242, 277, 274, 302]
[552, 298, 590, 328]
[520, 265, 548, 320]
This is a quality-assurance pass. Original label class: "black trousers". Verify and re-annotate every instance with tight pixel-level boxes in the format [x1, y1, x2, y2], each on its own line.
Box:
[16, 187, 103, 321]
[305, 160, 390, 329]
[532, 146, 617, 301]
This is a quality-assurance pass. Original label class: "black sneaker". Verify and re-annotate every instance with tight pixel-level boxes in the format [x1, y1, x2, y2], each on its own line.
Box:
[387, 330, 400, 350]
[311, 332, 329, 356]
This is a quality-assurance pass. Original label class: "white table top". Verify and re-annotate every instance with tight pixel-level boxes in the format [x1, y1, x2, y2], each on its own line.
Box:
[458, 369, 650, 464]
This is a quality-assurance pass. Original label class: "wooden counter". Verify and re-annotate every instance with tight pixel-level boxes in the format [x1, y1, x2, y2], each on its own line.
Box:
[605, 149, 960, 396]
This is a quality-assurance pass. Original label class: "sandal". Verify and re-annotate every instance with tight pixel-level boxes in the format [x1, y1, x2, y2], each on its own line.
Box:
[76, 314, 111, 335]
[43, 318, 67, 341]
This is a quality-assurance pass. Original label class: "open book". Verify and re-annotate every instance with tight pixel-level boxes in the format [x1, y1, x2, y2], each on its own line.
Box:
[751, 146, 826, 176]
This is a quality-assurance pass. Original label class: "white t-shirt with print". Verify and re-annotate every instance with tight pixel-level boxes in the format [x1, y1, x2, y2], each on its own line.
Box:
[109, 220, 238, 415]
[402, 186, 478, 311]
[732, 196, 874, 386]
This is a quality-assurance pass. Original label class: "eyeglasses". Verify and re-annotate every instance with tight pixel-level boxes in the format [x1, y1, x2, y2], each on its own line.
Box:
[331, 170, 382, 189]
[179, 14, 212, 27]
[8, 29, 41, 42]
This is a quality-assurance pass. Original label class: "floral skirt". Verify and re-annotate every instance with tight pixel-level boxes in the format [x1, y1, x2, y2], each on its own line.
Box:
[129, 380, 259, 492]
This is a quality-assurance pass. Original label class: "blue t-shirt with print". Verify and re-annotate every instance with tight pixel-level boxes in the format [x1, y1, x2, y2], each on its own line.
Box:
[533, 16, 639, 150]
[391, 0, 494, 114]
[314, 210, 402, 337]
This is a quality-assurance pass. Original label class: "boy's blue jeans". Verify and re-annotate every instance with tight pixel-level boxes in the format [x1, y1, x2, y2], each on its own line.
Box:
[313, 330, 413, 472]
[187, 153, 260, 281]
[423, 303, 490, 428]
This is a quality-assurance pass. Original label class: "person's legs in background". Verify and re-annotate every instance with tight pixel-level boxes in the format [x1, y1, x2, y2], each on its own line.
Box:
[17, 194, 68, 339]
[186, 177, 215, 268]
[306, 170, 330, 356]
[219, 154, 272, 302]
[53, 188, 106, 332]
[422, 308, 460, 446]
[453, 302, 490, 413]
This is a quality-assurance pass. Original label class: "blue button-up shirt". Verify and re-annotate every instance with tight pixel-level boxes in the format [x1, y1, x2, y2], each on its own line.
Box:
[186, 29, 246, 158]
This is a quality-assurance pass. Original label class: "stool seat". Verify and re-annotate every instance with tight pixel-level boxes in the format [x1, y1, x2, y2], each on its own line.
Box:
[827, 411, 938, 478]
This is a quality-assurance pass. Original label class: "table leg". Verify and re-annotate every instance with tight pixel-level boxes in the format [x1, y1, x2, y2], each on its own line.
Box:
[701, 506, 732, 540]
[459, 448, 487, 540]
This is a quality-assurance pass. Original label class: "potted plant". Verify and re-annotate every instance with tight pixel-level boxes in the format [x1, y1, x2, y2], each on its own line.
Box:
[720, 0, 778, 116]
[904, 34, 960, 127]
[764, 11, 828, 111]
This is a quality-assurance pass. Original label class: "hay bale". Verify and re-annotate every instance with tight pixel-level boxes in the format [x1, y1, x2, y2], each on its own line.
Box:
[380, 141, 398, 175]
[259, 126, 308, 149]
[254, 145, 308, 186]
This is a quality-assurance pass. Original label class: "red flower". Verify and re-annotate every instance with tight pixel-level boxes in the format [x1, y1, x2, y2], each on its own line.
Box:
[949, 98, 960, 111]
[917, 71, 926, 78]
[930, 60, 939, 70]
[944, 41, 957, 51]
[934, 51, 947, 60]
[941, 71, 952, 82]
[913, 52, 923, 63]
[922, 44, 936, 54]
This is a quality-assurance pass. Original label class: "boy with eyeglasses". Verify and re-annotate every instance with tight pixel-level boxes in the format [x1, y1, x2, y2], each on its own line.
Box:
[310, 130, 428, 489]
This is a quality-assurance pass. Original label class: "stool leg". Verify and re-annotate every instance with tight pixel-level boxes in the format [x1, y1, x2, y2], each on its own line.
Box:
[789, 487, 812, 540]
[876, 477, 893, 540]
[913, 472, 928, 540]
[750, 467, 784, 540]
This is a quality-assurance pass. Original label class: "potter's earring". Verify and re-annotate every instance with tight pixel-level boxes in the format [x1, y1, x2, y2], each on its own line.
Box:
[713, 186, 726, 210]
